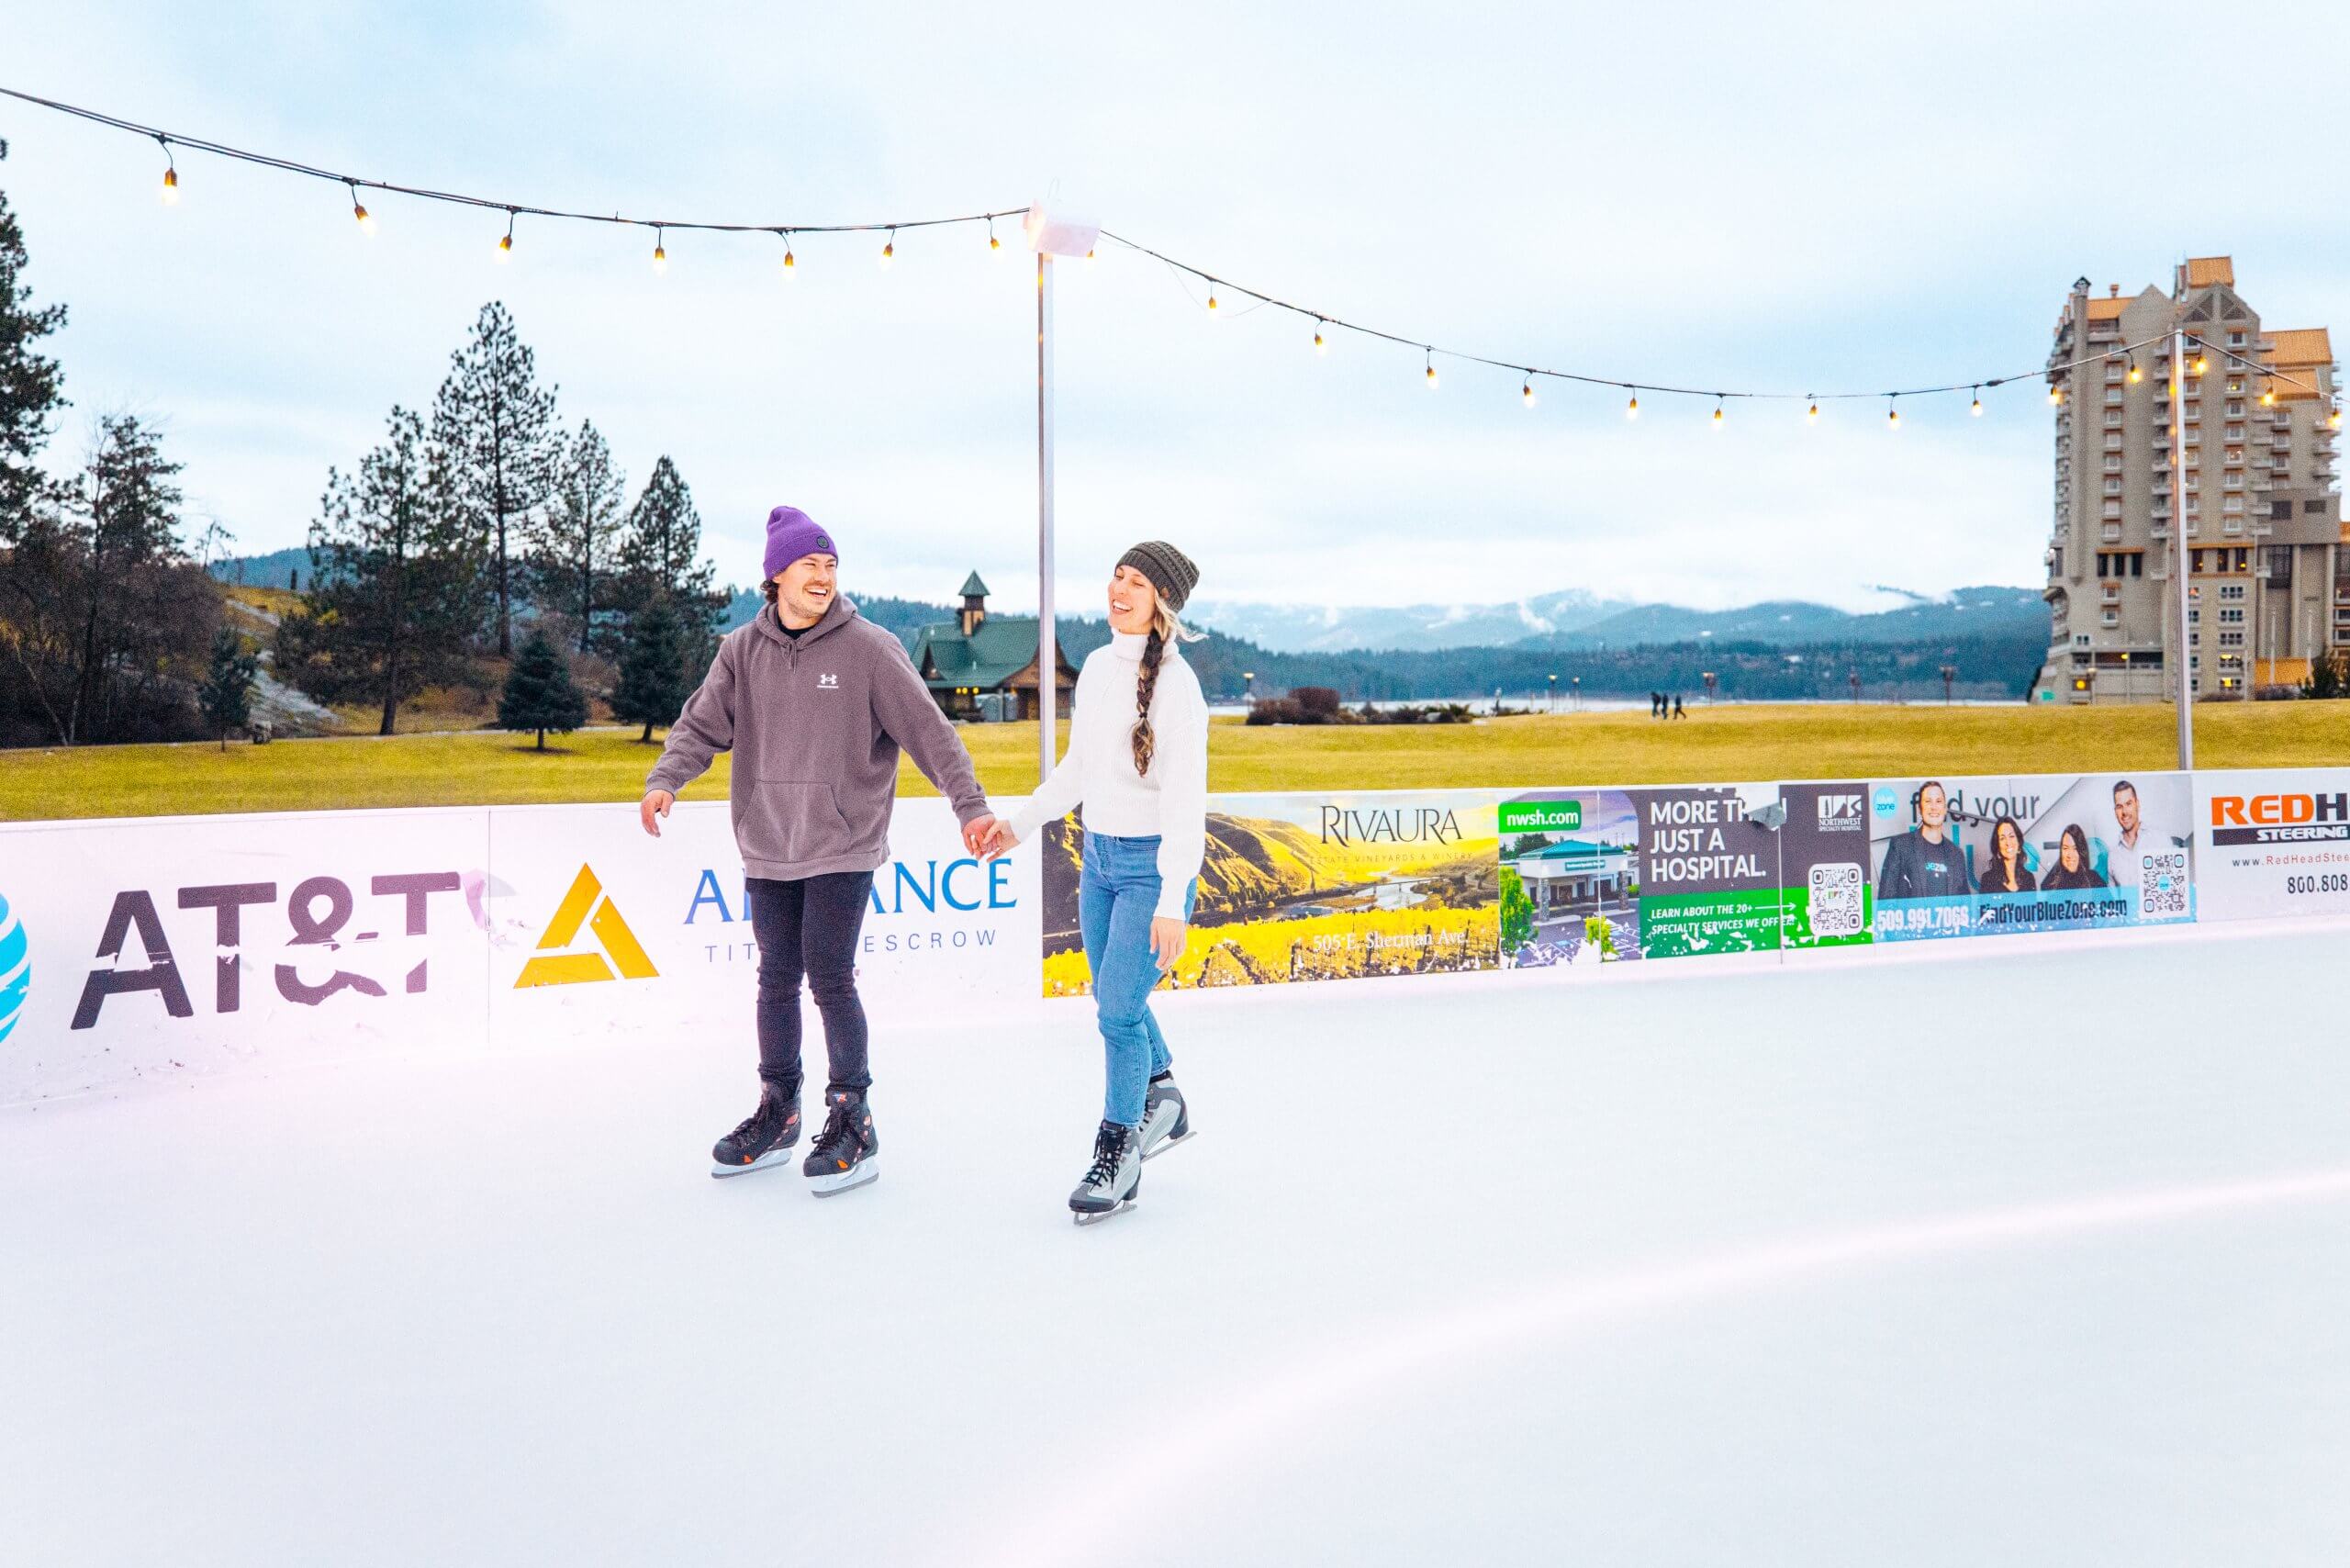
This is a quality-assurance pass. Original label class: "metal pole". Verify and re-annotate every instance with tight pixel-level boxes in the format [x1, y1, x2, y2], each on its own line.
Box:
[2170, 328, 2193, 767]
[1036, 252, 1058, 781]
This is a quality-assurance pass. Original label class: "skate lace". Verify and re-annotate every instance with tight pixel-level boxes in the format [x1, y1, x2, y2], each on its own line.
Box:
[1084, 1125, 1128, 1187]
[811, 1101, 859, 1160]
[731, 1096, 789, 1145]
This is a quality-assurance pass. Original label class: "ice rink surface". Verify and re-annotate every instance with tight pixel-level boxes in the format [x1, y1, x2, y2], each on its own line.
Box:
[6, 919, 2348, 1567]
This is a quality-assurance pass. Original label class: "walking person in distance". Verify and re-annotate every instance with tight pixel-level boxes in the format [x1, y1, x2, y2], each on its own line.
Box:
[985, 542, 1208, 1224]
[641, 507, 1000, 1195]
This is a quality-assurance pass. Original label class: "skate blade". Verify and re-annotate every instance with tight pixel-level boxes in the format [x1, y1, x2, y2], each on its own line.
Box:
[808, 1158, 878, 1198]
[1071, 1199, 1136, 1226]
[1142, 1127, 1197, 1161]
[710, 1144, 800, 1180]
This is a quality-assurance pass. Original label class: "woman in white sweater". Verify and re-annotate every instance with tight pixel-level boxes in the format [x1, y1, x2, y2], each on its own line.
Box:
[988, 541, 1208, 1222]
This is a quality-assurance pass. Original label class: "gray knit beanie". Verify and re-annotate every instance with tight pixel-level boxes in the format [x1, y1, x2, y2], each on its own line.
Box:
[1117, 540, 1200, 613]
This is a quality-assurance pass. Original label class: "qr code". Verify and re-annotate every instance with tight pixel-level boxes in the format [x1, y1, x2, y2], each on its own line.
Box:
[1808, 862, 1864, 937]
[2138, 851, 2188, 917]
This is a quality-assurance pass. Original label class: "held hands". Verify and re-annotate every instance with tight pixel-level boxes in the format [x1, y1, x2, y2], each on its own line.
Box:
[1150, 916, 1187, 972]
[961, 812, 1001, 857]
[640, 790, 676, 837]
[977, 820, 1019, 861]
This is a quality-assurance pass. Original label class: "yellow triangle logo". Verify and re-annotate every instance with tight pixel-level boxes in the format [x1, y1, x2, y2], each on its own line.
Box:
[515, 865, 661, 988]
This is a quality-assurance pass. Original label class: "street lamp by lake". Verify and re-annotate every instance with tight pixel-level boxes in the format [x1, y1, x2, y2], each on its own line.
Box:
[1243, 670, 1255, 704]
[1548, 673, 1556, 711]
[1849, 670, 1862, 702]
[1701, 670, 1718, 704]
[1939, 663, 1957, 705]
[1572, 675, 1580, 711]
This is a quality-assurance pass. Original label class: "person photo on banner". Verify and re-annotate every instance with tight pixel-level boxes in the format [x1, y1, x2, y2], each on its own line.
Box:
[1979, 814, 2038, 895]
[984, 541, 1208, 1225]
[1875, 779, 1976, 902]
[640, 506, 1000, 1196]
[2038, 823, 2109, 891]
[2107, 778, 2169, 878]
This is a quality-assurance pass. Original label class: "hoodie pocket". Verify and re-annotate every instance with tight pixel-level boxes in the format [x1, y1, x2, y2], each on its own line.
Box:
[736, 779, 854, 864]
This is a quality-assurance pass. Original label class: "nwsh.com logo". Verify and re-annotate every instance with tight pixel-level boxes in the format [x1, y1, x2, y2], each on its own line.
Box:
[0, 893, 28, 1046]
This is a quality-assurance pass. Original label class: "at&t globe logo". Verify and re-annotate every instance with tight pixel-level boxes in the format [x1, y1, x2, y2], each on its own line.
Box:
[0, 893, 28, 1046]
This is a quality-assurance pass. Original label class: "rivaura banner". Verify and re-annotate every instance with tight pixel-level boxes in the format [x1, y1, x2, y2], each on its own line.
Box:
[1040, 790, 1503, 994]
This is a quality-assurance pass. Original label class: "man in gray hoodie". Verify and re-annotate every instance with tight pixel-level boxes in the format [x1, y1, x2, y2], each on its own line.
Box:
[641, 506, 998, 1195]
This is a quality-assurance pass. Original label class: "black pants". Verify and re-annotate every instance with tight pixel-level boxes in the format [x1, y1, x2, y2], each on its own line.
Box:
[746, 871, 875, 1097]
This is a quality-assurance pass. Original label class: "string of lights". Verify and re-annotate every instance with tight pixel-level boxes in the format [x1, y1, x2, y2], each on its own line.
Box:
[4, 83, 2332, 426]
[0, 85, 1024, 265]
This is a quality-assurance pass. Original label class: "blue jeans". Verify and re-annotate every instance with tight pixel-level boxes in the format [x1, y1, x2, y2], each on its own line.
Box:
[1080, 831, 1197, 1127]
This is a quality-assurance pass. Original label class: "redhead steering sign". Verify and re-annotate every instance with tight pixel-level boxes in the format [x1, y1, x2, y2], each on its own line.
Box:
[2193, 768, 2350, 921]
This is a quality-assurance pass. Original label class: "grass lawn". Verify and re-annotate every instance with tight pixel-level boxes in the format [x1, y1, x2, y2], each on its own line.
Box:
[3, 700, 2345, 821]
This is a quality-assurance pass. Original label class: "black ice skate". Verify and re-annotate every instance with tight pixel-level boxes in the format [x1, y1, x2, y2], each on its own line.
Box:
[803, 1089, 879, 1197]
[1138, 1073, 1194, 1161]
[711, 1081, 801, 1179]
[1069, 1119, 1141, 1225]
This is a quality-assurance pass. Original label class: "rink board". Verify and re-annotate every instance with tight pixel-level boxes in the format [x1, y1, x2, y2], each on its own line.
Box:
[3, 766, 2345, 1103]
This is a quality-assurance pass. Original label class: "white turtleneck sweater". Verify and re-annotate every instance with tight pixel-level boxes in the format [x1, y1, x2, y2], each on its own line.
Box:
[1007, 630, 1209, 920]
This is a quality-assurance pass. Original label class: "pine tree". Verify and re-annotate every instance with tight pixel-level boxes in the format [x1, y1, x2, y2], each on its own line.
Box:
[612, 596, 688, 742]
[0, 414, 216, 745]
[431, 302, 556, 657]
[198, 626, 258, 748]
[279, 406, 487, 735]
[0, 138, 69, 539]
[529, 419, 625, 655]
[498, 627, 588, 749]
[616, 455, 722, 674]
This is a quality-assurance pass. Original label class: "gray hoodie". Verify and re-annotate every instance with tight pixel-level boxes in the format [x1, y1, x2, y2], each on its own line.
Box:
[646, 596, 990, 880]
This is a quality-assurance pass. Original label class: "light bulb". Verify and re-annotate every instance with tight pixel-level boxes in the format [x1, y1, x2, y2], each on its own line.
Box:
[880, 230, 895, 266]
[1807, 400, 1819, 424]
[1425, 359, 1438, 390]
[1522, 378, 1536, 408]
[2331, 409, 2342, 430]
[2049, 385, 2064, 405]
[783, 248, 795, 274]
[498, 210, 515, 260]
[1314, 325, 1326, 354]
[653, 230, 666, 272]
[1626, 395, 1639, 420]
[2129, 359, 2142, 383]
[1971, 393, 1984, 417]
[1085, 247, 1095, 263]
[351, 187, 374, 233]
[1711, 402, 1725, 428]
[2193, 353, 2208, 375]
[1207, 288, 1218, 312]
[2260, 389, 2276, 407]
[989, 218, 1002, 253]
[161, 166, 179, 204]
[1887, 405, 1900, 430]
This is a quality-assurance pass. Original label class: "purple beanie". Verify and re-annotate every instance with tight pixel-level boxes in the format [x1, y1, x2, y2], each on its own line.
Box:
[763, 506, 838, 581]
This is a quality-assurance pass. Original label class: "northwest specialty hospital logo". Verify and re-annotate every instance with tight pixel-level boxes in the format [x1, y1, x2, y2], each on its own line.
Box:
[0, 893, 28, 1046]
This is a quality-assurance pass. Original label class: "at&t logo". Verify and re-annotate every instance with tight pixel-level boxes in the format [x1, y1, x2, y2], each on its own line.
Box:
[0, 894, 28, 1047]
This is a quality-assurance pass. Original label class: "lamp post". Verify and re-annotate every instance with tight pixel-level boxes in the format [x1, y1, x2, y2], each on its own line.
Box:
[1572, 676, 1580, 711]
[1024, 204, 1102, 782]
[2169, 327, 2194, 767]
[1548, 673, 1557, 711]
[1243, 670, 1255, 704]
[1849, 670, 1862, 703]
[1939, 663, 1957, 705]
[1701, 669, 1718, 704]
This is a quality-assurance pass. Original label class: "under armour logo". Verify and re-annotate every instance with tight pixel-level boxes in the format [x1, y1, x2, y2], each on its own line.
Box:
[818, 674, 840, 689]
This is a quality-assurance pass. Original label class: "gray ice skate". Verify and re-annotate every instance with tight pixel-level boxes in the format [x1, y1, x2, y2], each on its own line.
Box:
[1138, 1075, 1195, 1161]
[1069, 1120, 1141, 1225]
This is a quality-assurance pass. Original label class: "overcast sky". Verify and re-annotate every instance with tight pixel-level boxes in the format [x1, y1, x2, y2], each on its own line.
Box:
[7, 1, 2347, 616]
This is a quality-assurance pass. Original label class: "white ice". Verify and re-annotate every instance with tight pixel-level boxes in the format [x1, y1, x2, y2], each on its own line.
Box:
[5, 919, 2348, 1567]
